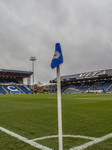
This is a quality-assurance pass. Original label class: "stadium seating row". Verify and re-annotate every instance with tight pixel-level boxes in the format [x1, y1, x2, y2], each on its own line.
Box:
[0, 85, 31, 94]
[0, 79, 19, 84]
[62, 81, 112, 94]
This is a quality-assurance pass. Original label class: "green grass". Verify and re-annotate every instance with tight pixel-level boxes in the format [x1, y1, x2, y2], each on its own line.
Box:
[0, 93, 112, 149]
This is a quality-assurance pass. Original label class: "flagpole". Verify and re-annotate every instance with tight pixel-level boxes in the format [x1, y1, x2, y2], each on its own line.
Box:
[57, 65, 63, 150]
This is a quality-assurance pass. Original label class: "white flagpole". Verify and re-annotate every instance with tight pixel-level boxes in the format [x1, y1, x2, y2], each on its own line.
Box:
[57, 65, 63, 150]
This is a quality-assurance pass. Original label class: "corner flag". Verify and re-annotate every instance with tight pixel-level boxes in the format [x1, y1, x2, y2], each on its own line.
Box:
[51, 43, 63, 69]
[51, 43, 63, 150]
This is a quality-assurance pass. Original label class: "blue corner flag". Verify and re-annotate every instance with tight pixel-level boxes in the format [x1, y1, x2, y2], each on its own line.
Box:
[51, 43, 63, 69]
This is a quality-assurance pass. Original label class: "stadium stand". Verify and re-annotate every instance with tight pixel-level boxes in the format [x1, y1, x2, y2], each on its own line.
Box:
[50, 69, 112, 94]
[0, 69, 32, 94]
[17, 85, 31, 94]
[0, 86, 7, 94]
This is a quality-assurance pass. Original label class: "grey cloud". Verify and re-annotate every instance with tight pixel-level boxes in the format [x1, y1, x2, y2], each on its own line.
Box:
[0, 0, 112, 83]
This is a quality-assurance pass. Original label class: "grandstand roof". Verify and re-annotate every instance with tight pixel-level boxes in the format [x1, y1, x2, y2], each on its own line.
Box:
[50, 69, 112, 83]
[0, 69, 33, 78]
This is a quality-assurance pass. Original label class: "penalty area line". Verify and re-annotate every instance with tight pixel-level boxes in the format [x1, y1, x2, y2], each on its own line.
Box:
[0, 126, 52, 150]
[70, 133, 112, 150]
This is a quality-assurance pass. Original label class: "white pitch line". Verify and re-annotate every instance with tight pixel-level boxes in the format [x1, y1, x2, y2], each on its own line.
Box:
[0, 126, 52, 150]
[62, 135, 97, 141]
[70, 133, 112, 150]
[32, 135, 97, 142]
[32, 135, 58, 141]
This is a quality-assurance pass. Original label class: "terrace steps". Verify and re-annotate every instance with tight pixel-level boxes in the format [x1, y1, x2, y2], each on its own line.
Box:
[87, 83, 94, 91]
[106, 83, 112, 92]
[16, 85, 25, 94]
[1, 85, 9, 94]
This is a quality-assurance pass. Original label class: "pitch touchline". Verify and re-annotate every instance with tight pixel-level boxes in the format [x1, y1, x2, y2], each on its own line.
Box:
[0, 126, 52, 150]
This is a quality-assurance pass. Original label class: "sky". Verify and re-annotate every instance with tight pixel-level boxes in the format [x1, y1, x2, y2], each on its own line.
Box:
[0, 0, 112, 84]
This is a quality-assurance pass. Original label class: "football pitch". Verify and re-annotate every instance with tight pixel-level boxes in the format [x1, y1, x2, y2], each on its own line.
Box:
[0, 93, 112, 150]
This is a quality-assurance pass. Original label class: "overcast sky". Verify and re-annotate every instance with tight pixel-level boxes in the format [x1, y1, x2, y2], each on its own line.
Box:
[0, 0, 112, 84]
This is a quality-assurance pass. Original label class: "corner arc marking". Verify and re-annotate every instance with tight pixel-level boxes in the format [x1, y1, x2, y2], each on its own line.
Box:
[31, 134, 97, 142]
